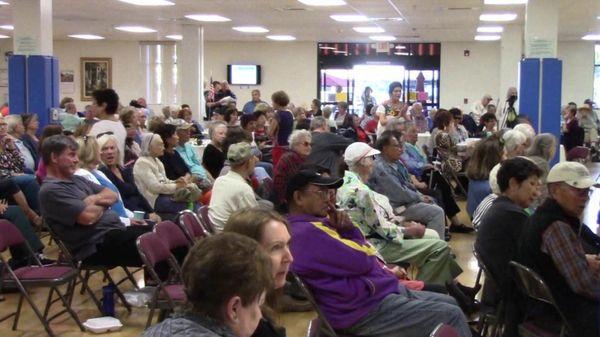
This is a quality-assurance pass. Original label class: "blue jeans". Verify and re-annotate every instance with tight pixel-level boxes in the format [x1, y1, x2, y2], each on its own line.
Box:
[343, 286, 471, 337]
[2, 206, 44, 260]
[9, 174, 40, 212]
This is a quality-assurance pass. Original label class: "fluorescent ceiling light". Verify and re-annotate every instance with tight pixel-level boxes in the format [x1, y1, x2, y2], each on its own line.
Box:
[330, 14, 369, 22]
[166, 34, 182, 40]
[479, 13, 517, 21]
[394, 52, 409, 56]
[369, 35, 396, 41]
[318, 46, 335, 49]
[395, 45, 406, 49]
[484, 0, 527, 4]
[233, 26, 269, 33]
[353, 26, 385, 33]
[0, 1, 9, 5]
[118, 0, 174, 5]
[298, 0, 346, 6]
[0, 35, 10, 39]
[115, 25, 156, 33]
[475, 34, 501, 41]
[477, 26, 504, 33]
[582, 34, 600, 41]
[0, 25, 13, 30]
[185, 14, 231, 22]
[266, 35, 296, 41]
[68, 34, 105, 40]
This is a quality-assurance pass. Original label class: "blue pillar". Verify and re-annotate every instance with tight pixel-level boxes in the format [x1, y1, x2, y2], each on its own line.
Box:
[518, 57, 562, 165]
[8, 54, 60, 133]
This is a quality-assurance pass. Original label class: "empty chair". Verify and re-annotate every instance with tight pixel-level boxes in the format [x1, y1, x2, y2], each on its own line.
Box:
[154, 220, 192, 251]
[176, 210, 210, 244]
[136, 231, 185, 328]
[0, 220, 84, 337]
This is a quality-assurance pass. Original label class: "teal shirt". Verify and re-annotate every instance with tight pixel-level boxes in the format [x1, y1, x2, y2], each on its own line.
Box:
[175, 143, 208, 180]
[59, 113, 83, 132]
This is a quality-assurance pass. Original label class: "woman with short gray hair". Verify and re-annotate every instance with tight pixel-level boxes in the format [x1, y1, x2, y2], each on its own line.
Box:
[502, 129, 527, 158]
[273, 130, 312, 208]
[526, 133, 557, 209]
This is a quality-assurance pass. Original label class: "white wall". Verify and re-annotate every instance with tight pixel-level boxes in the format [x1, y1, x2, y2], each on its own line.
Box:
[440, 42, 501, 111]
[558, 41, 595, 105]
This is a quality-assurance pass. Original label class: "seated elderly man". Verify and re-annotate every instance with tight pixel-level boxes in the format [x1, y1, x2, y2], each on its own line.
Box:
[208, 142, 260, 231]
[518, 162, 600, 337]
[306, 116, 352, 178]
[172, 120, 210, 184]
[338, 142, 462, 285]
[286, 169, 471, 337]
[59, 102, 83, 132]
[368, 131, 446, 239]
[39, 135, 152, 265]
[5, 115, 37, 172]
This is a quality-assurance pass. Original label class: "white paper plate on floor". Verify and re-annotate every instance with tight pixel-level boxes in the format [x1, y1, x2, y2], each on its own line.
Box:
[83, 317, 123, 334]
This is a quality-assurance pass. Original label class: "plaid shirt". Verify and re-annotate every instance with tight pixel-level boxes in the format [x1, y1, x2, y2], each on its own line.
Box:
[541, 221, 600, 300]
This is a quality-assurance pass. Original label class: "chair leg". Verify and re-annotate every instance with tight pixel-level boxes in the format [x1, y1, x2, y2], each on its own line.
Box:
[55, 285, 85, 331]
[79, 269, 91, 295]
[42, 287, 55, 320]
[12, 293, 24, 330]
[78, 272, 103, 314]
[102, 270, 132, 312]
[120, 266, 140, 290]
[14, 286, 57, 337]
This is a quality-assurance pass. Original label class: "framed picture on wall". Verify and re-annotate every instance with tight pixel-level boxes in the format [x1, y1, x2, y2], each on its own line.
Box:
[80, 57, 112, 101]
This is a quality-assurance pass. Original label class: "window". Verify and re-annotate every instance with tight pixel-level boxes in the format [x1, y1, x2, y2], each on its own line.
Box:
[594, 44, 600, 105]
[140, 42, 180, 105]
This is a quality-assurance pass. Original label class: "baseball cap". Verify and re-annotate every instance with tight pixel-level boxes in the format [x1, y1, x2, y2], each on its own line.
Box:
[344, 142, 380, 166]
[227, 142, 253, 165]
[286, 170, 343, 202]
[546, 162, 600, 189]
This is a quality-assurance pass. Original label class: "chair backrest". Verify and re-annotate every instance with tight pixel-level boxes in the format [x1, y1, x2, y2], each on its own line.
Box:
[198, 205, 215, 234]
[136, 232, 172, 268]
[472, 246, 499, 288]
[429, 323, 460, 337]
[0, 219, 25, 252]
[177, 210, 209, 242]
[290, 272, 338, 337]
[154, 220, 191, 251]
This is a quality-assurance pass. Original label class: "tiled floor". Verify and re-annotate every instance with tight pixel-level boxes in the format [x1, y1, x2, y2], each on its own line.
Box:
[1, 163, 597, 336]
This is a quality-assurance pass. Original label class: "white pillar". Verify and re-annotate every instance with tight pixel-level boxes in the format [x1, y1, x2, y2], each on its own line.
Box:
[12, 0, 53, 55]
[524, 0, 558, 58]
[180, 25, 205, 120]
[499, 25, 523, 102]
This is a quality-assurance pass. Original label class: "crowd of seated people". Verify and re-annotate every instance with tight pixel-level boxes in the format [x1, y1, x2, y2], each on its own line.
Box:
[1, 85, 600, 337]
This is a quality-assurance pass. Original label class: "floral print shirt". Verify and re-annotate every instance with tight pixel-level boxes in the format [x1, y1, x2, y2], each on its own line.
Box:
[0, 145, 25, 174]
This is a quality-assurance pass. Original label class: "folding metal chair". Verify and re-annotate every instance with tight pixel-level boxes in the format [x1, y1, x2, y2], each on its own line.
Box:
[429, 323, 460, 337]
[137, 231, 185, 328]
[198, 205, 216, 234]
[0, 220, 84, 337]
[509, 261, 572, 337]
[473, 247, 504, 337]
[43, 221, 134, 314]
[176, 210, 210, 244]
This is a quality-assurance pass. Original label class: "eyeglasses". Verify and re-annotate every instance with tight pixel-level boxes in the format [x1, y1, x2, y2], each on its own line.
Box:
[566, 185, 592, 197]
[304, 188, 330, 199]
[96, 131, 114, 138]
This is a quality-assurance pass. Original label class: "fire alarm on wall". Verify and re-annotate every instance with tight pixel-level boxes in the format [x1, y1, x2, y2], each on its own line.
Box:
[464, 50, 470, 57]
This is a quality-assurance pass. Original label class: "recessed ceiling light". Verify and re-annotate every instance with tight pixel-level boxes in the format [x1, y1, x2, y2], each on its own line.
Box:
[395, 45, 406, 49]
[394, 52, 409, 56]
[266, 35, 296, 41]
[330, 14, 370, 22]
[297, 0, 346, 6]
[319, 46, 335, 50]
[185, 14, 231, 22]
[0, 1, 9, 5]
[597, 16, 600, 20]
[0, 25, 13, 30]
[0, 35, 10, 39]
[479, 13, 517, 21]
[484, 0, 527, 4]
[115, 26, 156, 33]
[118, 0, 174, 5]
[475, 34, 501, 41]
[370, 35, 396, 41]
[68, 34, 105, 40]
[477, 26, 504, 33]
[582, 34, 600, 41]
[233, 26, 269, 33]
[353, 26, 385, 33]
[166, 34, 182, 40]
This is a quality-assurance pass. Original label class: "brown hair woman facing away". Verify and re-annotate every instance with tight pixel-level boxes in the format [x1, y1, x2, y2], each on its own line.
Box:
[224, 208, 296, 337]
[142, 232, 273, 337]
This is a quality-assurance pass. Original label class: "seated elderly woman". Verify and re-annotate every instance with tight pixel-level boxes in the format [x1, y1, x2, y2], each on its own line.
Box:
[338, 142, 463, 285]
[513, 123, 536, 149]
[74, 136, 146, 227]
[466, 136, 506, 217]
[224, 208, 305, 337]
[0, 115, 42, 225]
[133, 133, 200, 218]
[525, 133, 557, 209]
[142, 233, 272, 337]
[202, 121, 228, 179]
[273, 130, 312, 208]
[502, 129, 528, 159]
[97, 134, 161, 223]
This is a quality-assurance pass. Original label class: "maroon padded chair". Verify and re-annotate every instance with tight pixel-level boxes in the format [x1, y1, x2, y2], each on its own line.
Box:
[198, 205, 216, 234]
[430, 323, 460, 337]
[154, 220, 192, 251]
[137, 231, 185, 328]
[176, 210, 210, 244]
[0, 220, 84, 337]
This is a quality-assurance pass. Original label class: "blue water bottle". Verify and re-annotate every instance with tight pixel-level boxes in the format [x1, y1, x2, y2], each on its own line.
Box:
[101, 284, 116, 317]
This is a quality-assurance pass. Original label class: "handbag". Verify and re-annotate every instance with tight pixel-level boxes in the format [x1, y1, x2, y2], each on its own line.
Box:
[172, 183, 202, 203]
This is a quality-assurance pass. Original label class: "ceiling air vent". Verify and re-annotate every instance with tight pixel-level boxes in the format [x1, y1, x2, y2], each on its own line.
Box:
[447, 7, 475, 11]
[274, 7, 311, 12]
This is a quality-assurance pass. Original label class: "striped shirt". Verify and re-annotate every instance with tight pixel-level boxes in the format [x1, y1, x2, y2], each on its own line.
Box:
[472, 194, 498, 230]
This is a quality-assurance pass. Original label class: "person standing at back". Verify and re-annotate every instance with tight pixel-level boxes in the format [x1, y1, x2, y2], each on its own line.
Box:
[268, 91, 294, 165]
[88, 89, 127, 165]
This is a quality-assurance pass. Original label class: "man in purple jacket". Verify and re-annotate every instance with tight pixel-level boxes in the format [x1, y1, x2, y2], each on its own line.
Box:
[286, 170, 471, 337]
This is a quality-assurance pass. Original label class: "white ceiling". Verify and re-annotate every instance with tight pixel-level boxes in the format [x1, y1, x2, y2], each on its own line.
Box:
[0, 0, 597, 42]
